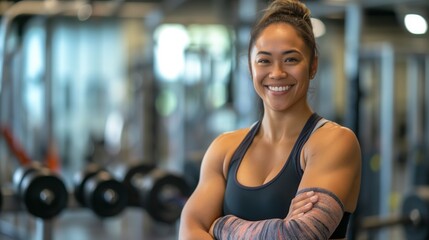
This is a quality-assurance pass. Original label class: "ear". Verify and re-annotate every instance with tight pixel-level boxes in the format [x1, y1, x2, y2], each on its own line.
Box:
[310, 55, 319, 80]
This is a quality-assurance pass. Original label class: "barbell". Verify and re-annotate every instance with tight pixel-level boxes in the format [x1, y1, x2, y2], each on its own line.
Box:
[12, 163, 68, 219]
[360, 187, 429, 240]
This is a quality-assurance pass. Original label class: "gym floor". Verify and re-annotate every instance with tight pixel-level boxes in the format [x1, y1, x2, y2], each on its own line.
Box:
[1, 209, 179, 240]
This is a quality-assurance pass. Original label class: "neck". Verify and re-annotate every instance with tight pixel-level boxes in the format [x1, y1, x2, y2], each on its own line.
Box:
[260, 104, 313, 142]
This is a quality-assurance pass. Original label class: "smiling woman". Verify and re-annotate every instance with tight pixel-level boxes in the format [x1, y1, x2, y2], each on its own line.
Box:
[179, 0, 361, 239]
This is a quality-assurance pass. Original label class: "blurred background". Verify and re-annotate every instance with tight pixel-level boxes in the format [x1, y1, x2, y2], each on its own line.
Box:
[0, 0, 428, 239]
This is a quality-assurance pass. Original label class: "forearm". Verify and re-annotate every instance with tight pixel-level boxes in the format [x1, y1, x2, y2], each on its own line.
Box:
[179, 216, 214, 240]
[213, 188, 344, 240]
[179, 228, 213, 240]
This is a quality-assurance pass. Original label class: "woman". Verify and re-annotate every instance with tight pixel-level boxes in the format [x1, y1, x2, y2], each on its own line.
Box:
[179, 0, 361, 239]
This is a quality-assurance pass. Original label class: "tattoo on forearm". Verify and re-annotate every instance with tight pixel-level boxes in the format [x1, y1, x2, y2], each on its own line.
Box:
[213, 188, 344, 240]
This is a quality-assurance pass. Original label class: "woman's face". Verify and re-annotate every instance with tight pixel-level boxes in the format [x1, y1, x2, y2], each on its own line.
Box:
[250, 23, 317, 113]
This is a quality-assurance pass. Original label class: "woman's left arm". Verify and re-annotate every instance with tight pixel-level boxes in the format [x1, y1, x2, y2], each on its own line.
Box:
[210, 124, 362, 240]
[299, 124, 361, 213]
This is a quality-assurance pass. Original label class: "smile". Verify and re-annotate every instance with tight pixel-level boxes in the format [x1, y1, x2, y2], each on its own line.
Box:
[267, 85, 292, 92]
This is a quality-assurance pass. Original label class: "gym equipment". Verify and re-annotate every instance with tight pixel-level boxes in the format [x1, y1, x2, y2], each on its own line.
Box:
[12, 163, 68, 219]
[73, 163, 128, 218]
[119, 163, 191, 224]
[360, 187, 429, 240]
[402, 189, 429, 240]
[0, 126, 32, 166]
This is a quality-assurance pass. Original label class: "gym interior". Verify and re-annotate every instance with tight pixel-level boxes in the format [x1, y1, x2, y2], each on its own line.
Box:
[0, 0, 428, 239]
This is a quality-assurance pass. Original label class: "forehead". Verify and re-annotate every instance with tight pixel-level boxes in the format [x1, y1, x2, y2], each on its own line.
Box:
[253, 23, 308, 54]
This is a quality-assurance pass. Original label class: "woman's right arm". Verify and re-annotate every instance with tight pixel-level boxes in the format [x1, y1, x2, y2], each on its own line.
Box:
[179, 134, 229, 240]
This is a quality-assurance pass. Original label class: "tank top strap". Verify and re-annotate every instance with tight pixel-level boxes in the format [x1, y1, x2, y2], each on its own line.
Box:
[291, 113, 323, 176]
[228, 121, 261, 169]
[229, 113, 324, 172]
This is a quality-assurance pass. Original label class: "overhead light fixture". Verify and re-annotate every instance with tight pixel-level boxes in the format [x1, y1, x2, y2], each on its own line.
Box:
[311, 18, 326, 38]
[404, 14, 428, 35]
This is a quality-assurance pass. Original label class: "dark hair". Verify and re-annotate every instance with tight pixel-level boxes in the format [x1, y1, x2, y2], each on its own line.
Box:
[248, 0, 317, 73]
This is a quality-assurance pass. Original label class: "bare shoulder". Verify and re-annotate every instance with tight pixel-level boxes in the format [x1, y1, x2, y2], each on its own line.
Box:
[204, 126, 252, 176]
[303, 121, 361, 169]
[311, 122, 360, 151]
[208, 127, 250, 155]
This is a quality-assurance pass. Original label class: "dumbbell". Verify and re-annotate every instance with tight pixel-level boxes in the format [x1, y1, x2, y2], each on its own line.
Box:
[13, 163, 68, 219]
[73, 163, 128, 218]
[117, 163, 191, 224]
[360, 187, 429, 240]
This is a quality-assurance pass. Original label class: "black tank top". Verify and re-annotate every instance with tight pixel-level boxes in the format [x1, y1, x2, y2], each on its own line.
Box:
[223, 113, 351, 239]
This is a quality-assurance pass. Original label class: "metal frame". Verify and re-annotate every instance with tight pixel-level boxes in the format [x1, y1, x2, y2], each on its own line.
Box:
[379, 43, 395, 240]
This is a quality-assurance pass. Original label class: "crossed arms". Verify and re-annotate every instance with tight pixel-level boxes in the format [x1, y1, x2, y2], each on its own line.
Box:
[179, 125, 361, 240]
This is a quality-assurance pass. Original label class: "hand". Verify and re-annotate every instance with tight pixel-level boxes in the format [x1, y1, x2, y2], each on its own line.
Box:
[286, 190, 318, 220]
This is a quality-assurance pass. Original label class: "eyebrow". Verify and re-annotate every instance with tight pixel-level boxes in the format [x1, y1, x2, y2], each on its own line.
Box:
[256, 50, 300, 56]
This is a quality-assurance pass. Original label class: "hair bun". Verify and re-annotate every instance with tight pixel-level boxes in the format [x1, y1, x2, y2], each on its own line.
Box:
[267, 0, 311, 20]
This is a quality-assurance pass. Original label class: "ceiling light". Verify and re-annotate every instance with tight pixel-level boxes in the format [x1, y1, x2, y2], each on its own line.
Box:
[404, 14, 428, 35]
[311, 18, 326, 38]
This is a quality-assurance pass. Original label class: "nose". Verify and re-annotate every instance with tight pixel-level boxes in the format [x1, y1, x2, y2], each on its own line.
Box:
[269, 63, 286, 79]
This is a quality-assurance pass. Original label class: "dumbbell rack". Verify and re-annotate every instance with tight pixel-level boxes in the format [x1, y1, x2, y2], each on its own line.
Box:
[0, 184, 160, 240]
[0, 163, 192, 240]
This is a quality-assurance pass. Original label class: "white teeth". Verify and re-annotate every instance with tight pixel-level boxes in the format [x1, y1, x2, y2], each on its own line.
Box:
[268, 85, 291, 92]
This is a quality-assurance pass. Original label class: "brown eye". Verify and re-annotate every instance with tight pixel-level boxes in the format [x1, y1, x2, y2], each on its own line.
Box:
[285, 58, 298, 63]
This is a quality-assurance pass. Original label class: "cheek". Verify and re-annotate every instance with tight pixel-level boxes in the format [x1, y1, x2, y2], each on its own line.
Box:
[251, 65, 266, 81]
[251, 67, 265, 94]
[294, 65, 311, 79]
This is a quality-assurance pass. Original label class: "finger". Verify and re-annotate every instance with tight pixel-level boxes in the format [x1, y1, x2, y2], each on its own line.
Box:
[289, 193, 310, 209]
[289, 202, 312, 216]
[299, 202, 314, 213]
[289, 195, 319, 217]
[291, 192, 318, 209]
[298, 195, 318, 211]
[294, 190, 315, 202]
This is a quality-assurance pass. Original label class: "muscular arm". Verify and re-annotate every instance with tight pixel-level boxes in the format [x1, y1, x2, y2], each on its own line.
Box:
[213, 188, 343, 240]
[179, 134, 228, 240]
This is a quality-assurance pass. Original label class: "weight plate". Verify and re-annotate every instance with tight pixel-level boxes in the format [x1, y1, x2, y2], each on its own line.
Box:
[73, 163, 102, 206]
[13, 163, 43, 193]
[84, 171, 128, 218]
[123, 164, 155, 206]
[141, 170, 191, 224]
[21, 173, 68, 219]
